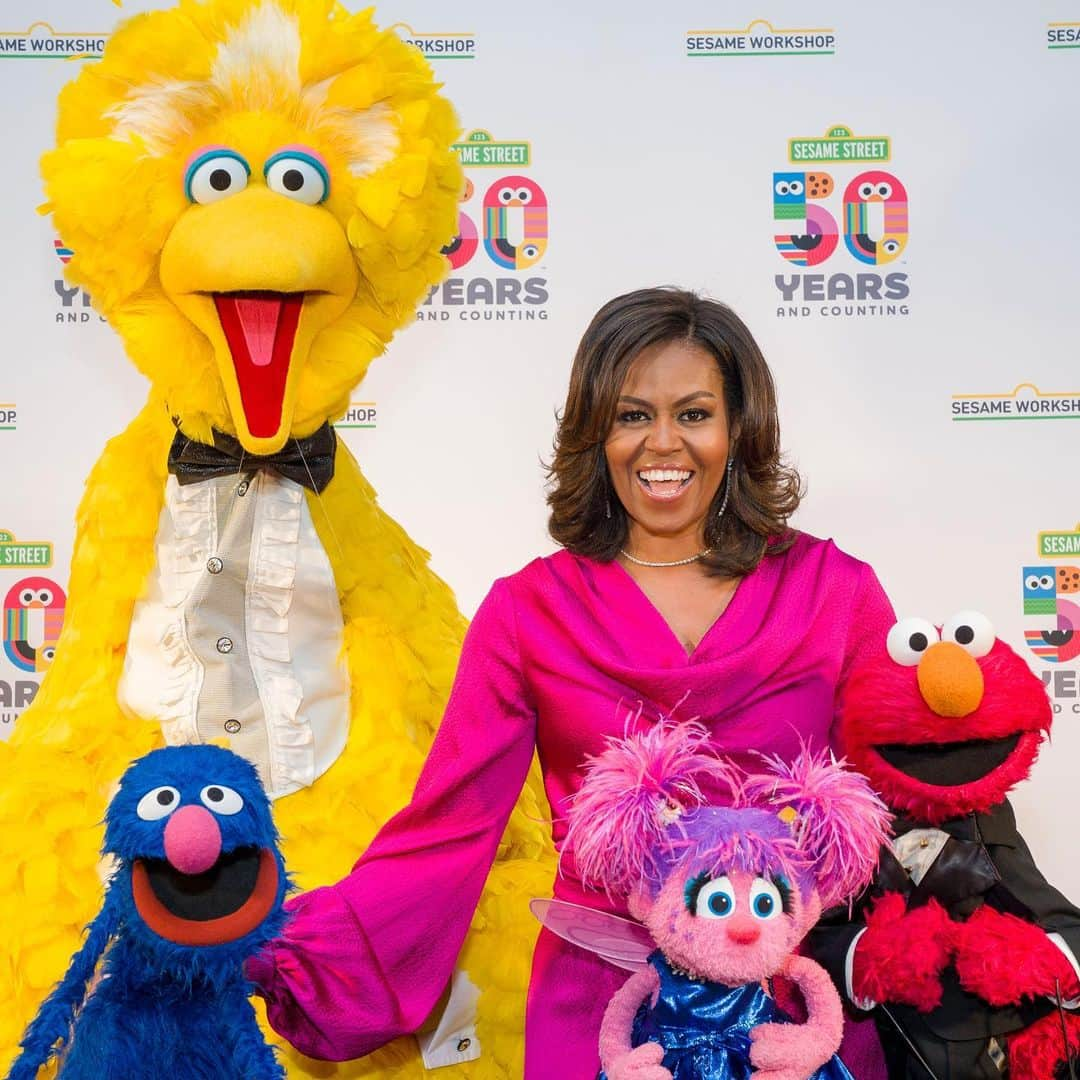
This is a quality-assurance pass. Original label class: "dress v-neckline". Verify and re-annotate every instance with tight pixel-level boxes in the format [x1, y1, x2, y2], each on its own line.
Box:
[606, 558, 749, 663]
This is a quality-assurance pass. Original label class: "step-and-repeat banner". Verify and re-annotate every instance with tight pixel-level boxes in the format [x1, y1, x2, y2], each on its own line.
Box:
[1, 1, 1078, 886]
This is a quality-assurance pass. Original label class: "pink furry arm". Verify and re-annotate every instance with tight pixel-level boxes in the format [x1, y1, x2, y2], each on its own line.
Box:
[599, 967, 661, 1070]
[249, 581, 538, 1059]
[748, 955, 843, 1079]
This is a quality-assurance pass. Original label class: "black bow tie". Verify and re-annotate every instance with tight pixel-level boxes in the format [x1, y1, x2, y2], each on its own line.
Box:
[167, 423, 337, 494]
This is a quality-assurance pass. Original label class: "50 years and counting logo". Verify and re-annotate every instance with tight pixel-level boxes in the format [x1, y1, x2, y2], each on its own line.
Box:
[422, 130, 549, 322]
[1022, 524, 1080, 713]
[773, 125, 909, 320]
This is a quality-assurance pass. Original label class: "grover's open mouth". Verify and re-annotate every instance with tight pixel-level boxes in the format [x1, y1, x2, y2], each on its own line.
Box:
[132, 845, 279, 945]
[874, 734, 1021, 786]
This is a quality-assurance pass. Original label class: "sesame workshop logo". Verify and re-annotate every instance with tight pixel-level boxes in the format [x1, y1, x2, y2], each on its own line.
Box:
[0, 22, 106, 59]
[1022, 524, 1080, 713]
[394, 22, 476, 60]
[686, 18, 835, 58]
[334, 401, 377, 431]
[952, 383, 1080, 423]
[773, 125, 909, 320]
[422, 130, 549, 322]
[1048, 21, 1080, 49]
[53, 238, 106, 326]
[0, 403, 14, 432]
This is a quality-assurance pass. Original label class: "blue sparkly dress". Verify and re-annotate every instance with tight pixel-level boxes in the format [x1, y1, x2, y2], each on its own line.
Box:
[598, 953, 854, 1080]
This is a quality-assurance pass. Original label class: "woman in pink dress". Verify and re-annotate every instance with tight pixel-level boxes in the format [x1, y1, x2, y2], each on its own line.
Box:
[250, 287, 894, 1078]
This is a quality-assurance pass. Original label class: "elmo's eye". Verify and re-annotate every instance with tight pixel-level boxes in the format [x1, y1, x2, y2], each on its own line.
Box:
[185, 150, 250, 204]
[695, 876, 736, 919]
[749, 878, 783, 920]
[886, 617, 939, 666]
[137, 786, 180, 821]
[264, 150, 329, 205]
[200, 785, 244, 815]
[941, 610, 995, 658]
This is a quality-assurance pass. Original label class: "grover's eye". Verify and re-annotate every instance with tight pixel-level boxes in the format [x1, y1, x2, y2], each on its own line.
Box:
[749, 877, 783, 920]
[185, 149, 250, 204]
[265, 150, 329, 205]
[941, 610, 995, 658]
[694, 876, 736, 919]
[886, 617, 939, 666]
[137, 786, 181, 821]
[200, 785, 244, 815]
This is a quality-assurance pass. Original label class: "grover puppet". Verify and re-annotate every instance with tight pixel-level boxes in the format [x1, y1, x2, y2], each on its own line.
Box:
[813, 611, 1080, 1078]
[550, 721, 889, 1080]
[8, 744, 288, 1079]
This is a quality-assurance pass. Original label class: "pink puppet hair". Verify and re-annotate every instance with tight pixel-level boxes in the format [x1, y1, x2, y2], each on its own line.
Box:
[742, 748, 892, 910]
[565, 720, 742, 899]
[566, 721, 889, 910]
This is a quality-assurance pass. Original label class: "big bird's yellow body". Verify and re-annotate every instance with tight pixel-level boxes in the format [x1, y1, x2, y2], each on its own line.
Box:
[0, 2, 552, 1076]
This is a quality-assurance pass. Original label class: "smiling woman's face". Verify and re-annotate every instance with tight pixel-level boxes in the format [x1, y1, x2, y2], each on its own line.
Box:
[605, 338, 732, 552]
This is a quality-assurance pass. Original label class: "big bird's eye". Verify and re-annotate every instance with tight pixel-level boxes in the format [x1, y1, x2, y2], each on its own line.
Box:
[185, 150, 250, 204]
[694, 876, 736, 919]
[200, 785, 244, 815]
[137, 786, 181, 821]
[941, 611, 995, 658]
[264, 151, 329, 205]
[749, 878, 783, 920]
[886, 617, 939, 666]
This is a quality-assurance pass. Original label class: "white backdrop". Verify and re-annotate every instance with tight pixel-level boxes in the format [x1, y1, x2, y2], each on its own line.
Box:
[2, 1, 1079, 891]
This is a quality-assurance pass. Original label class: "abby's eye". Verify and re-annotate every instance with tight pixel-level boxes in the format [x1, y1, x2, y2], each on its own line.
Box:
[886, 617, 939, 666]
[200, 785, 244, 815]
[185, 150, 250, 204]
[264, 150, 329, 205]
[137, 786, 181, 821]
[694, 876, 736, 919]
[941, 610, 995, 658]
[749, 878, 783, 920]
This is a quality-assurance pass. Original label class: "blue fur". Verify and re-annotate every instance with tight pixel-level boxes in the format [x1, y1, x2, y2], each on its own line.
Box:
[8, 746, 289, 1080]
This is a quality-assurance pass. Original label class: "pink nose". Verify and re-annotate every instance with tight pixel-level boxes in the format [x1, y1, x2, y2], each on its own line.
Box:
[163, 804, 222, 875]
[726, 918, 761, 946]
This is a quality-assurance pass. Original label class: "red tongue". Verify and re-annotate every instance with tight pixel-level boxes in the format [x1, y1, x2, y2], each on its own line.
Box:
[213, 293, 303, 439]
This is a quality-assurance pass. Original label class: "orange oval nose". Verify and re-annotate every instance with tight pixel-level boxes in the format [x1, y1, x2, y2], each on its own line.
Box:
[917, 641, 984, 718]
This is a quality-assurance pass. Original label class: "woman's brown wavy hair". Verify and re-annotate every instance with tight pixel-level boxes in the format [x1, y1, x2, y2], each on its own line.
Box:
[547, 287, 802, 577]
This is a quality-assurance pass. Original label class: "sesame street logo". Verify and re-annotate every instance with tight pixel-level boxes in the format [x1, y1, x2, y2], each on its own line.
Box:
[773, 125, 909, 320]
[1021, 524, 1080, 711]
[0, 531, 53, 569]
[52, 238, 106, 326]
[0, 23, 106, 59]
[422, 130, 549, 322]
[686, 19, 835, 57]
[952, 383, 1080, 422]
[394, 23, 476, 60]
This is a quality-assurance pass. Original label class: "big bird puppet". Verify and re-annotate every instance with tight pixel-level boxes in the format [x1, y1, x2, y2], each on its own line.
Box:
[0, 2, 553, 1076]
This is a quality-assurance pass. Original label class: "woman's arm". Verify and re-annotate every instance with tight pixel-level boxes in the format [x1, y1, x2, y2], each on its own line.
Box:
[248, 578, 538, 1060]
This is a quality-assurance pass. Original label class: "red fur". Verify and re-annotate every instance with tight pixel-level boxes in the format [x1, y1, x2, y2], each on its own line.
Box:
[852, 893, 956, 1012]
[1008, 1010, 1080, 1080]
[749, 955, 843, 1080]
[953, 905, 1080, 1005]
[599, 967, 670, 1080]
[841, 639, 1051, 824]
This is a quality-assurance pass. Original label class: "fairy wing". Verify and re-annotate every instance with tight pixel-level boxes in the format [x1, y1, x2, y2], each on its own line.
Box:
[529, 898, 655, 972]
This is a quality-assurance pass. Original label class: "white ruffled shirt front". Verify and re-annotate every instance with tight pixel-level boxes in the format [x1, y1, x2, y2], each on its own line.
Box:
[118, 472, 349, 799]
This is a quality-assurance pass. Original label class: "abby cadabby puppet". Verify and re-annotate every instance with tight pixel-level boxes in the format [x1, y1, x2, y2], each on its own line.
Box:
[8, 744, 288, 1079]
[539, 721, 890, 1080]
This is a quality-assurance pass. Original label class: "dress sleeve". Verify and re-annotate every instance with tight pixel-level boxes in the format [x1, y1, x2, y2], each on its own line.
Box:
[248, 577, 539, 1061]
[831, 562, 895, 748]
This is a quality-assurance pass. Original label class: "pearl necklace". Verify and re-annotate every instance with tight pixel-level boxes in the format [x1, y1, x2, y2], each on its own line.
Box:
[619, 548, 709, 568]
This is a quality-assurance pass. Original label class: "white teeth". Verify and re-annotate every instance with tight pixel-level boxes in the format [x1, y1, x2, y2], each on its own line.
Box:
[639, 469, 691, 483]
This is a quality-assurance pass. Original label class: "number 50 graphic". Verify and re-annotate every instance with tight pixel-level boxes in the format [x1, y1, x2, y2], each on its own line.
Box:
[773, 169, 908, 267]
[443, 175, 549, 271]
